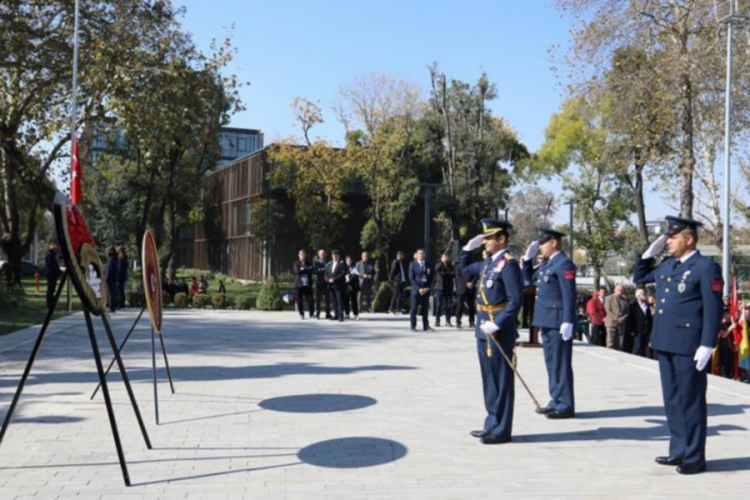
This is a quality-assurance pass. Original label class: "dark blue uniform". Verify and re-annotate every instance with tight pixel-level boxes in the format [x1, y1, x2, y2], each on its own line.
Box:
[460, 248, 523, 439]
[522, 251, 577, 415]
[633, 250, 723, 469]
[409, 260, 432, 330]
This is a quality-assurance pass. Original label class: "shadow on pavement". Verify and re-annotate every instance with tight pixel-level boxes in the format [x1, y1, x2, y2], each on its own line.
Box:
[259, 394, 377, 413]
[297, 437, 407, 468]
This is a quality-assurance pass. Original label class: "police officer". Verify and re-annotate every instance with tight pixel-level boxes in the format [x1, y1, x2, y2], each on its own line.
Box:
[633, 216, 722, 475]
[522, 229, 577, 419]
[461, 219, 523, 444]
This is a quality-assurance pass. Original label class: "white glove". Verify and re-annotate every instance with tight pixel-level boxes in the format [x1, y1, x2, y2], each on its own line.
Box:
[560, 322, 574, 341]
[523, 240, 540, 262]
[694, 346, 713, 371]
[463, 233, 485, 252]
[480, 321, 499, 335]
[642, 234, 667, 259]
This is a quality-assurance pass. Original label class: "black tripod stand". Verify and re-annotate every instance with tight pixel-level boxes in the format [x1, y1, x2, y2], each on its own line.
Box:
[0, 272, 152, 486]
[90, 307, 175, 424]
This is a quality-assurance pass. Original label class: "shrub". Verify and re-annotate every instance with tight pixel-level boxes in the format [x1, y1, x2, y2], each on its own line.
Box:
[162, 291, 173, 306]
[174, 292, 189, 308]
[192, 293, 211, 309]
[372, 282, 393, 313]
[129, 290, 146, 309]
[0, 281, 25, 309]
[212, 293, 227, 310]
[256, 276, 284, 311]
[224, 296, 236, 309]
[237, 295, 254, 310]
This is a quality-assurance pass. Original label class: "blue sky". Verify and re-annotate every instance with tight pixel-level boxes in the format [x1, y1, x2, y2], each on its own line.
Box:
[173, 0, 683, 224]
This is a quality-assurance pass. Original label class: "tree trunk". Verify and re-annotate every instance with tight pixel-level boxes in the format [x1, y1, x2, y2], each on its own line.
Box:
[679, 71, 695, 219]
[633, 158, 649, 246]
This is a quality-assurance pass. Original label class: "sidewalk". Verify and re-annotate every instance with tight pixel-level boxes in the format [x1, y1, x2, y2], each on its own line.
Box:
[1, 309, 749, 499]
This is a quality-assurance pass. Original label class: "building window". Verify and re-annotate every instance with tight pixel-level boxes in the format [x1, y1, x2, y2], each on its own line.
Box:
[245, 201, 253, 235]
[237, 137, 247, 152]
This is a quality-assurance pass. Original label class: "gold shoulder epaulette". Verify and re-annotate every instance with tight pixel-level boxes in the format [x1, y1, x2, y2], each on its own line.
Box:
[505, 253, 514, 260]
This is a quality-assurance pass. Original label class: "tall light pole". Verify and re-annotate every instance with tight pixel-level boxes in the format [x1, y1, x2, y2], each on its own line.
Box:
[716, 1, 749, 296]
[411, 183, 444, 263]
[66, 0, 81, 312]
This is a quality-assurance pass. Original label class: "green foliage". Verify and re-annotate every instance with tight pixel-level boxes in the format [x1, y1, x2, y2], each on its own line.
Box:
[256, 277, 284, 311]
[237, 295, 255, 310]
[174, 292, 189, 308]
[212, 293, 228, 310]
[0, 282, 25, 309]
[192, 293, 211, 309]
[162, 291, 173, 306]
[372, 282, 393, 313]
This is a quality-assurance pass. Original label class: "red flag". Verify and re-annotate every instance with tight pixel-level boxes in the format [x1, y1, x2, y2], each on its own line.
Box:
[730, 276, 739, 323]
[71, 135, 82, 204]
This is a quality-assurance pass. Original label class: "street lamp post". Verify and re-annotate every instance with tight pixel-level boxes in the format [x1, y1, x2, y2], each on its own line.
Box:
[716, 0, 749, 296]
[412, 183, 444, 263]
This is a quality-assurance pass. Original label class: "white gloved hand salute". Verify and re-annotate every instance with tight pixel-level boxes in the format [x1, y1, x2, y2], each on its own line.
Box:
[463, 233, 485, 252]
[642, 234, 667, 260]
[523, 240, 540, 262]
[480, 322, 499, 335]
[560, 322, 574, 341]
[694, 346, 713, 371]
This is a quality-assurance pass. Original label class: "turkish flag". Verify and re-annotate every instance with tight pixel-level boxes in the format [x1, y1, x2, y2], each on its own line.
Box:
[71, 135, 82, 204]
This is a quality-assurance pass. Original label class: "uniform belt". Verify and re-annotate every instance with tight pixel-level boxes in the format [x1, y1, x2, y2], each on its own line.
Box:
[476, 302, 509, 313]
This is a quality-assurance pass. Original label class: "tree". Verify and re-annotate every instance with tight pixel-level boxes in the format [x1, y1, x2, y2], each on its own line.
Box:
[427, 65, 529, 241]
[336, 73, 422, 266]
[555, 0, 750, 220]
[508, 185, 558, 251]
[536, 96, 634, 288]
[268, 98, 352, 250]
[0, 0, 191, 284]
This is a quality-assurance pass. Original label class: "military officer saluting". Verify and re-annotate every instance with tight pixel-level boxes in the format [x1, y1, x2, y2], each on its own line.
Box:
[460, 219, 523, 445]
[633, 216, 723, 475]
[522, 229, 577, 419]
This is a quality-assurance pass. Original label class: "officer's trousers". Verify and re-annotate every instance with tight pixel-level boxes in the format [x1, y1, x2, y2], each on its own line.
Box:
[657, 350, 708, 467]
[540, 327, 575, 414]
[477, 333, 515, 438]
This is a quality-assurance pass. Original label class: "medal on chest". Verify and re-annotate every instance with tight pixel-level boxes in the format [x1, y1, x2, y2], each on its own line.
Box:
[677, 270, 690, 294]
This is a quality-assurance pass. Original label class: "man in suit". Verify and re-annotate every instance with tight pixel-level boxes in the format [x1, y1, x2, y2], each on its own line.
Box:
[44, 241, 62, 310]
[634, 216, 723, 475]
[345, 255, 361, 320]
[409, 249, 432, 331]
[433, 252, 455, 327]
[628, 288, 653, 358]
[389, 251, 407, 314]
[605, 284, 629, 351]
[455, 262, 478, 329]
[356, 251, 376, 313]
[326, 250, 347, 322]
[522, 229, 577, 419]
[314, 249, 332, 319]
[293, 249, 315, 319]
[461, 219, 523, 444]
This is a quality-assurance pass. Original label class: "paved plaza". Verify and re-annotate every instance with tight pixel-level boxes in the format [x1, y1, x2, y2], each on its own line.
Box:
[1, 309, 750, 499]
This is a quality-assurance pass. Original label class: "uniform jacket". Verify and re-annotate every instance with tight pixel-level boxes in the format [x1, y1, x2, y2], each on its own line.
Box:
[633, 251, 723, 355]
[460, 248, 523, 340]
[293, 259, 314, 288]
[409, 260, 432, 294]
[522, 252, 577, 330]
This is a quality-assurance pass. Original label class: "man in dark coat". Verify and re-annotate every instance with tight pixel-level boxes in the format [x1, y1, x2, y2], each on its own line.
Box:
[293, 249, 315, 319]
[314, 249, 332, 319]
[633, 216, 723, 475]
[433, 252, 455, 327]
[325, 250, 347, 322]
[409, 249, 432, 331]
[627, 288, 653, 357]
[44, 241, 62, 310]
[455, 262, 478, 329]
[356, 251, 376, 313]
[389, 251, 407, 314]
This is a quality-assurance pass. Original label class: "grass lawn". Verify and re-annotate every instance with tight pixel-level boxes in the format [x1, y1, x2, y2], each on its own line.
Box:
[0, 279, 84, 337]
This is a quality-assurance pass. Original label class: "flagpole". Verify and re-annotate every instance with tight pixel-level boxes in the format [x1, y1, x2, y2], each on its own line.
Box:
[67, 0, 81, 313]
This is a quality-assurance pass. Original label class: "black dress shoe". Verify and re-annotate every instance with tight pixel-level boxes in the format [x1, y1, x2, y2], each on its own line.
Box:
[470, 430, 490, 438]
[535, 406, 553, 415]
[655, 456, 683, 466]
[546, 410, 574, 419]
[410, 327, 417, 332]
[480, 435, 511, 445]
[676, 463, 706, 475]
